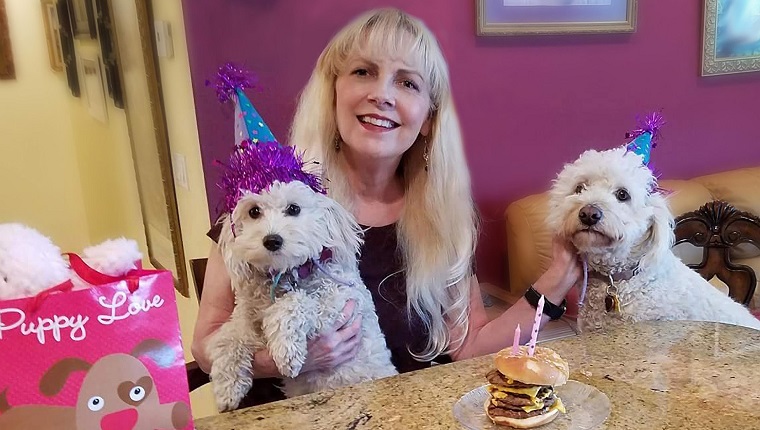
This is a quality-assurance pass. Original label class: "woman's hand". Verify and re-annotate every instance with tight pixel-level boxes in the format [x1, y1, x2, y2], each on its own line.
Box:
[533, 237, 582, 304]
[300, 299, 363, 373]
[243, 300, 365, 378]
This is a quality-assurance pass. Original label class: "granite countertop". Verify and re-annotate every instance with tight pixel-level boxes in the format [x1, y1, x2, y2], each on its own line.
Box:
[194, 321, 760, 429]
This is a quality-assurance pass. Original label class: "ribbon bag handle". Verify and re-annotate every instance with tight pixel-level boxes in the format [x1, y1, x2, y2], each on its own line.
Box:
[27, 279, 75, 315]
[66, 253, 146, 294]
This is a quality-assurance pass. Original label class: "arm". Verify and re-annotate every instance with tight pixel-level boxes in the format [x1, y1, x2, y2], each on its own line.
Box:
[448, 238, 580, 361]
[190, 244, 363, 375]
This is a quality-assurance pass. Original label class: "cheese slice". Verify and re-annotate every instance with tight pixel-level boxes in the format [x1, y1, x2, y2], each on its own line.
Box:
[520, 400, 546, 413]
[550, 397, 566, 414]
[487, 384, 543, 398]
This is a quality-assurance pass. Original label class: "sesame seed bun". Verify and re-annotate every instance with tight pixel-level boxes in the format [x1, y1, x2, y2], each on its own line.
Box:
[493, 346, 569, 387]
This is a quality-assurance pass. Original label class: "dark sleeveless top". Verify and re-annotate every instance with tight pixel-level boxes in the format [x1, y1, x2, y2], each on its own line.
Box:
[358, 223, 431, 373]
[206, 221, 434, 406]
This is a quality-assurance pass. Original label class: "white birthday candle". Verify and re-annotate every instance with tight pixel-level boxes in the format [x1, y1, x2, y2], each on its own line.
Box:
[528, 295, 545, 357]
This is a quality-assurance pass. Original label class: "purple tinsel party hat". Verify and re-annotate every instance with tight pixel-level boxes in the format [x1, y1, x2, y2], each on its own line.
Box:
[624, 111, 665, 166]
[210, 63, 325, 215]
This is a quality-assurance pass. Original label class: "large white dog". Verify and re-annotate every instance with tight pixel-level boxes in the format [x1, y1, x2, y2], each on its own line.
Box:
[547, 147, 760, 332]
[208, 180, 397, 412]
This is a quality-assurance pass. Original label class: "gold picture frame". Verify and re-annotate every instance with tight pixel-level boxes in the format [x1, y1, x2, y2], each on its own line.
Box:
[109, 0, 189, 296]
[477, 0, 637, 36]
[701, 0, 760, 76]
[0, 0, 15, 80]
[41, 0, 64, 72]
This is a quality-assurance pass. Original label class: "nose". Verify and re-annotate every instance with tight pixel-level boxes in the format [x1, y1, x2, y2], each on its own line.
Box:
[262, 234, 283, 251]
[578, 205, 603, 226]
[368, 80, 395, 108]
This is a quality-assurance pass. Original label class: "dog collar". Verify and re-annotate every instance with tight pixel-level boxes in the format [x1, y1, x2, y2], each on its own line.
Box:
[294, 248, 333, 279]
[588, 265, 639, 283]
[585, 264, 639, 313]
[268, 248, 343, 302]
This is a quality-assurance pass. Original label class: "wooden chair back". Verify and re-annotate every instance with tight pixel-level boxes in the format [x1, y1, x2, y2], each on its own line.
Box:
[674, 200, 760, 305]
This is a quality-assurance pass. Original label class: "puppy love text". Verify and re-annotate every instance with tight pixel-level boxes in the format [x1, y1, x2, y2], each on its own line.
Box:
[0, 291, 164, 344]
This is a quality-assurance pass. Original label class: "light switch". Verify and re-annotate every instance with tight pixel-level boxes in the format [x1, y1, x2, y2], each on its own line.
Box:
[172, 152, 189, 190]
[154, 20, 174, 59]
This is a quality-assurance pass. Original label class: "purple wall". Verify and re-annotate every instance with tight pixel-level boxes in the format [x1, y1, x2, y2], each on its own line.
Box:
[183, 0, 760, 287]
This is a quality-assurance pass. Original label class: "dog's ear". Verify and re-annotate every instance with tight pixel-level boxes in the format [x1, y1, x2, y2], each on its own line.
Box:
[39, 358, 92, 397]
[639, 192, 675, 271]
[131, 338, 176, 368]
[218, 213, 252, 281]
[320, 195, 363, 267]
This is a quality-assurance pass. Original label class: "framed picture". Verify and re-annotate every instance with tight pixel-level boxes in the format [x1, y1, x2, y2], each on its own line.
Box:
[57, 0, 80, 96]
[68, 0, 96, 39]
[701, 0, 760, 76]
[477, 0, 637, 35]
[93, 0, 124, 108]
[0, 0, 15, 80]
[79, 53, 108, 123]
[41, 0, 64, 72]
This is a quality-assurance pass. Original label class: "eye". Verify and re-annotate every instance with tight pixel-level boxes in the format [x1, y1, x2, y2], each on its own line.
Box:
[351, 68, 369, 77]
[616, 189, 631, 202]
[248, 206, 261, 219]
[285, 204, 301, 216]
[574, 184, 585, 194]
[129, 386, 146, 402]
[87, 396, 105, 412]
[401, 79, 420, 91]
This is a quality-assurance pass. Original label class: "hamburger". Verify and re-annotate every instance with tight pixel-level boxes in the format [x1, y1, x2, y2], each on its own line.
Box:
[484, 345, 568, 428]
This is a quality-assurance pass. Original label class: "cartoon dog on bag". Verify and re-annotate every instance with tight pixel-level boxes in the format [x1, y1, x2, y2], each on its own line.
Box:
[0, 339, 191, 430]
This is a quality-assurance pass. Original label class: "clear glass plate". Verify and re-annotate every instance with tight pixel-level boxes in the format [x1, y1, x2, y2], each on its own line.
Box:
[452, 380, 611, 430]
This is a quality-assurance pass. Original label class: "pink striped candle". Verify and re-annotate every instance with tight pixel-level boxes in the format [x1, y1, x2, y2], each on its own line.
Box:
[511, 324, 521, 355]
[527, 295, 545, 357]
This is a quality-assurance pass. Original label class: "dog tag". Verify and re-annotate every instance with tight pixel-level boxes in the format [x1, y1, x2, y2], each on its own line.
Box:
[605, 293, 621, 313]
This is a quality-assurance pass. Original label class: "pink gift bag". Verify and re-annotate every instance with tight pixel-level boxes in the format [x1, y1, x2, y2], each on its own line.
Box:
[0, 254, 194, 430]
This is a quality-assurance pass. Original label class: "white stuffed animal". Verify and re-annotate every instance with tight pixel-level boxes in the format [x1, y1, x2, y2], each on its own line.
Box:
[0, 223, 142, 301]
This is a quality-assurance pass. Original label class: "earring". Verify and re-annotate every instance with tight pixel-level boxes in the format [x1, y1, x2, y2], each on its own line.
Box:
[334, 134, 341, 152]
[422, 137, 429, 172]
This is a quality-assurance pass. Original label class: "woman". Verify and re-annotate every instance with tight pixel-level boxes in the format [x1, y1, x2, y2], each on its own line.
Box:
[192, 7, 580, 404]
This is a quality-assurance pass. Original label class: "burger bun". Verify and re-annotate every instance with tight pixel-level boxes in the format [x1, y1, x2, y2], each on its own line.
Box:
[493, 346, 569, 387]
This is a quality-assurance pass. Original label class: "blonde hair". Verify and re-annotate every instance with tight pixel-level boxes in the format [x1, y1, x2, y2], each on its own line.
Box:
[289, 8, 478, 360]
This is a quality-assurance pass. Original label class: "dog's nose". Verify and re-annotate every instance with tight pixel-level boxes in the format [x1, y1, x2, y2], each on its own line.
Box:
[579, 205, 603, 226]
[263, 234, 283, 251]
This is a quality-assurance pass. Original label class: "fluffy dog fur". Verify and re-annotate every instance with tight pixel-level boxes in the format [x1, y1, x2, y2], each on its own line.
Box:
[207, 180, 397, 412]
[547, 147, 760, 332]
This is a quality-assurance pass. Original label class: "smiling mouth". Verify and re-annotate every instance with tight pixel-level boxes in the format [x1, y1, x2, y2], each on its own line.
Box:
[358, 115, 399, 129]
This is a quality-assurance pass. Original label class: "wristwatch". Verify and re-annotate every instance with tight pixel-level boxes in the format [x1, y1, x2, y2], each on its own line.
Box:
[524, 286, 567, 320]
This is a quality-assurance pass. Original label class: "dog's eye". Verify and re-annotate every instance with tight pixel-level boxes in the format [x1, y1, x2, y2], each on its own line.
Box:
[130, 386, 146, 402]
[574, 184, 585, 194]
[285, 204, 301, 216]
[616, 189, 631, 202]
[87, 396, 105, 412]
[248, 206, 261, 219]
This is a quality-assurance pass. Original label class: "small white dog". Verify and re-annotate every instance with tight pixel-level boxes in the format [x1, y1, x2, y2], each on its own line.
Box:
[208, 180, 397, 412]
[547, 147, 760, 332]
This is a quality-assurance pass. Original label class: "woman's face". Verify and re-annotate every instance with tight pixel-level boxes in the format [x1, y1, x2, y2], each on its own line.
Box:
[334, 52, 432, 164]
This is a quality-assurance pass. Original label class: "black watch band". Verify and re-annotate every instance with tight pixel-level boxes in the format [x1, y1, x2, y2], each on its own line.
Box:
[524, 286, 566, 320]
